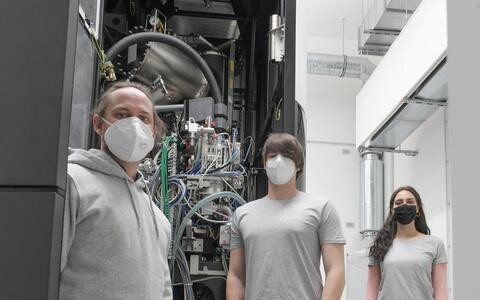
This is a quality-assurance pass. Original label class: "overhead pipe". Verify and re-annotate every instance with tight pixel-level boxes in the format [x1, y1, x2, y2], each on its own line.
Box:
[155, 104, 184, 113]
[359, 150, 384, 239]
[307, 53, 376, 83]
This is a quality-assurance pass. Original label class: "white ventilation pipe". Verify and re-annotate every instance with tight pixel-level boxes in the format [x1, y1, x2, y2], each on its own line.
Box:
[359, 151, 384, 239]
[307, 53, 376, 83]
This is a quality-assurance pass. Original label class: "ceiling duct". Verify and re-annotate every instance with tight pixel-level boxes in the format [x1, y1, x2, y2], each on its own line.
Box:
[369, 59, 447, 148]
[307, 53, 376, 83]
[356, 0, 447, 149]
[359, 0, 423, 55]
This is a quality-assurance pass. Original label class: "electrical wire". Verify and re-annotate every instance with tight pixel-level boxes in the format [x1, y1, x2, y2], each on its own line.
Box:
[238, 163, 247, 176]
[183, 196, 230, 224]
[221, 254, 229, 273]
[168, 178, 187, 206]
[173, 192, 246, 257]
[153, 148, 162, 166]
[175, 248, 195, 300]
[196, 150, 221, 191]
[242, 136, 254, 161]
[222, 178, 241, 196]
[198, 206, 231, 220]
[171, 276, 226, 286]
[215, 132, 230, 139]
[206, 149, 239, 174]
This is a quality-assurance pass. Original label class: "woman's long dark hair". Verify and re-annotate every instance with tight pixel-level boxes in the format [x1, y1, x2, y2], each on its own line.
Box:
[369, 186, 431, 262]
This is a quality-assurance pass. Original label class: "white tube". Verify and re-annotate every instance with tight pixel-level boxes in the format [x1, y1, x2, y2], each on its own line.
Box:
[173, 191, 246, 256]
[307, 53, 376, 82]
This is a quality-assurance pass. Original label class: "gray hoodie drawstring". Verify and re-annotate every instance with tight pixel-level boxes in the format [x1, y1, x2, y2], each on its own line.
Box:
[125, 180, 142, 229]
[140, 178, 160, 238]
[139, 176, 160, 239]
[148, 196, 160, 239]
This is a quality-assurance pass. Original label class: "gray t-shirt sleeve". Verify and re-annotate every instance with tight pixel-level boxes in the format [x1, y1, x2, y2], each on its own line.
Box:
[368, 255, 379, 266]
[317, 201, 346, 245]
[230, 209, 243, 250]
[434, 239, 448, 264]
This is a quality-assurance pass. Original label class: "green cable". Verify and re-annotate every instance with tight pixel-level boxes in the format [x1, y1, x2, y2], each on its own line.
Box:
[161, 136, 173, 218]
[162, 136, 177, 218]
[275, 97, 283, 121]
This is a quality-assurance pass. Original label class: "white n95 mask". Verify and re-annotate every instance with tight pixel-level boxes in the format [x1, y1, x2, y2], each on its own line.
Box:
[265, 155, 297, 185]
[102, 117, 154, 162]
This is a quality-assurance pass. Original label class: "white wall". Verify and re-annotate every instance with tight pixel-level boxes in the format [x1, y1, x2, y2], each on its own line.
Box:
[390, 107, 450, 298]
[446, 1, 480, 297]
[392, 109, 448, 243]
[305, 35, 449, 299]
[305, 2, 450, 299]
[306, 36, 365, 256]
[306, 36, 379, 300]
[295, 0, 308, 110]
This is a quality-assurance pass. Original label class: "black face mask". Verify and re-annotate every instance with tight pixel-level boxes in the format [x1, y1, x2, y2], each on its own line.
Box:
[394, 204, 417, 225]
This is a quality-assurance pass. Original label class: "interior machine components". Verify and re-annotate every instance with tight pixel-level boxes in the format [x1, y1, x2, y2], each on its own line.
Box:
[185, 97, 215, 124]
[105, 32, 223, 104]
[140, 110, 249, 300]
[96, 1, 303, 299]
[135, 42, 209, 104]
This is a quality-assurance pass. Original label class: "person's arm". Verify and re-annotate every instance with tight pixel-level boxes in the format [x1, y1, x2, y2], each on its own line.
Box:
[432, 263, 448, 300]
[162, 229, 173, 299]
[365, 265, 381, 300]
[227, 248, 245, 300]
[61, 175, 79, 272]
[321, 244, 345, 300]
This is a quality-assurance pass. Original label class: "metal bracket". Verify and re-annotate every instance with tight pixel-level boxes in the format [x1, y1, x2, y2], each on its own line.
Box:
[385, 7, 415, 14]
[78, 5, 97, 39]
[269, 14, 285, 63]
[79, 4, 116, 81]
[189, 255, 227, 276]
[363, 29, 400, 36]
[405, 97, 447, 107]
[359, 146, 419, 157]
[152, 75, 169, 95]
[358, 44, 390, 56]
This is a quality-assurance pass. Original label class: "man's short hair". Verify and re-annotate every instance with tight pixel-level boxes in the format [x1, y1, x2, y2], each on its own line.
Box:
[94, 81, 166, 139]
[262, 133, 304, 173]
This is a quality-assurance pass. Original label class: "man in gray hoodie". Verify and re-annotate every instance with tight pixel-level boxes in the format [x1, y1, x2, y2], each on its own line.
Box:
[60, 81, 173, 300]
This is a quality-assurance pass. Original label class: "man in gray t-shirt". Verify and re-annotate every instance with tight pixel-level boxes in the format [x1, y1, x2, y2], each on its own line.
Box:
[227, 133, 346, 300]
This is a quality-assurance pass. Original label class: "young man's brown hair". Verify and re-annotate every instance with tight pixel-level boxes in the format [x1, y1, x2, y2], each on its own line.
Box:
[262, 133, 304, 174]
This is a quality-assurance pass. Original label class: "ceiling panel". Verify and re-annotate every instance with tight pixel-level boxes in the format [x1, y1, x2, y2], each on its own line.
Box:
[307, 0, 363, 39]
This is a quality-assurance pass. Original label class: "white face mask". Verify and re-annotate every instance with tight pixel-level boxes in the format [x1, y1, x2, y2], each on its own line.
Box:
[102, 117, 154, 162]
[265, 155, 297, 185]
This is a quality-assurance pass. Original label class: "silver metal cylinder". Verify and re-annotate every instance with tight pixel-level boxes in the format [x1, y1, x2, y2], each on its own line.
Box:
[269, 14, 283, 62]
[134, 42, 209, 104]
[155, 104, 184, 113]
[359, 151, 384, 239]
[307, 53, 376, 82]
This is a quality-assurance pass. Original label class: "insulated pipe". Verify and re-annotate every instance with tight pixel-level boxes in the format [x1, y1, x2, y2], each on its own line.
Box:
[155, 104, 184, 113]
[359, 151, 384, 239]
[172, 191, 246, 256]
[307, 53, 376, 82]
[105, 32, 222, 103]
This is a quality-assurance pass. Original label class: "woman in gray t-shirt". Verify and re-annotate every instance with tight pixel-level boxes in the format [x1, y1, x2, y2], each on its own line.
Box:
[365, 186, 448, 300]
